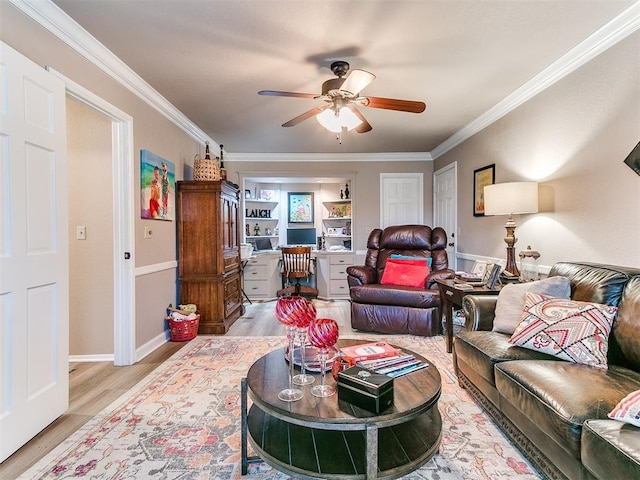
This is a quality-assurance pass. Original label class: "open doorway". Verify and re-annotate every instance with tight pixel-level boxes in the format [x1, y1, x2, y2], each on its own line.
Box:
[49, 68, 136, 365]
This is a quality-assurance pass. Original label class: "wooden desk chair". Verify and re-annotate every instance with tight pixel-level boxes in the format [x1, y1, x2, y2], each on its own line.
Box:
[277, 246, 318, 297]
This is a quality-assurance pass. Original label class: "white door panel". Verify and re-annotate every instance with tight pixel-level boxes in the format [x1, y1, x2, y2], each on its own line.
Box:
[433, 163, 457, 270]
[380, 173, 423, 228]
[0, 41, 68, 462]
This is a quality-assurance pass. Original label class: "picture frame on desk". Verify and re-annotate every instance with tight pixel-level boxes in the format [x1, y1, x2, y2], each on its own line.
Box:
[486, 263, 502, 289]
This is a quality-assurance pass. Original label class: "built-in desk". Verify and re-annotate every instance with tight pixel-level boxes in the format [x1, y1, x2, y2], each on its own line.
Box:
[241, 250, 354, 301]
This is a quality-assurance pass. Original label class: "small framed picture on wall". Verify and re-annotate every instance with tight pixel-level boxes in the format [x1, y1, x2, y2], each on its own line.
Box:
[473, 164, 495, 217]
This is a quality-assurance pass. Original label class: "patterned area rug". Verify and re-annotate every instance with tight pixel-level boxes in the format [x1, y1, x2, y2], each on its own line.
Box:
[20, 335, 541, 479]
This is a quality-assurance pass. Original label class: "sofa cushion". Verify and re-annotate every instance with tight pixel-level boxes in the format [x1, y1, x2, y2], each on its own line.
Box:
[380, 258, 430, 287]
[349, 284, 439, 308]
[610, 275, 640, 371]
[581, 419, 640, 480]
[509, 293, 617, 368]
[495, 360, 640, 459]
[492, 276, 571, 334]
[609, 390, 640, 427]
[454, 330, 559, 389]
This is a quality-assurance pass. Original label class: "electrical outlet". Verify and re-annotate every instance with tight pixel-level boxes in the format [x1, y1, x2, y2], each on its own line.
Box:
[76, 226, 86, 240]
[144, 226, 153, 239]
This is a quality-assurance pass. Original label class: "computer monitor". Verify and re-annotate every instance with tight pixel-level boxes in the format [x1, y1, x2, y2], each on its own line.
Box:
[286, 228, 317, 246]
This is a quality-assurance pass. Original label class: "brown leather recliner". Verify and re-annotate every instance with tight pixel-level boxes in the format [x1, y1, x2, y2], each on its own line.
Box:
[346, 225, 455, 336]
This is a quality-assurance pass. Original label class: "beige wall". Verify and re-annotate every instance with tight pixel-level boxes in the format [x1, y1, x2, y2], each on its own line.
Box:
[67, 99, 114, 355]
[226, 160, 434, 251]
[1, 5, 200, 351]
[435, 32, 640, 270]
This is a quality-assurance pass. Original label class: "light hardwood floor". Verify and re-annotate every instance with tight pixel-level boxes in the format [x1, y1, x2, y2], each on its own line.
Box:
[0, 299, 356, 479]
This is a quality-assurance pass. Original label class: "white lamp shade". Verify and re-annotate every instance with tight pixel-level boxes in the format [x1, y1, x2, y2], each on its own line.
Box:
[484, 182, 539, 216]
[316, 106, 362, 132]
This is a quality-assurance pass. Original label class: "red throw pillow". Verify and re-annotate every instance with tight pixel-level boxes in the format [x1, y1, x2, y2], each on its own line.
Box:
[380, 259, 430, 288]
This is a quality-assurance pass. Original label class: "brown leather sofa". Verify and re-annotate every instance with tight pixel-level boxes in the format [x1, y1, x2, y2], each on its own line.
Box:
[454, 262, 640, 480]
[346, 225, 454, 336]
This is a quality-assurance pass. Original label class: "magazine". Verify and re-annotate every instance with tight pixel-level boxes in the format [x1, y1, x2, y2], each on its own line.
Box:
[339, 341, 401, 361]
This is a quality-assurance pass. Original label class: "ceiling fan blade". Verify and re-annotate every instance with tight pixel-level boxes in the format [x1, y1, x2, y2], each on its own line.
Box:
[349, 105, 372, 133]
[339, 69, 376, 96]
[363, 96, 426, 113]
[282, 106, 328, 127]
[258, 90, 317, 99]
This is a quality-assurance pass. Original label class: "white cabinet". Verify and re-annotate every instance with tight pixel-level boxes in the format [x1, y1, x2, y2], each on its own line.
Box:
[242, 253, 281, 301]
[322, 199, 352, 251]
[318, 253, 354, 300]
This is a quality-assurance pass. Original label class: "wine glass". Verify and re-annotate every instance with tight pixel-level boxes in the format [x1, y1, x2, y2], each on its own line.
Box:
[275, 296, 304, 402]
[308, 318, 339, 397]
[292, 298, 316, 386]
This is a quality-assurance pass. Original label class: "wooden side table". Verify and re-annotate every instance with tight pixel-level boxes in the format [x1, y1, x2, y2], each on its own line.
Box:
[436, 279, 502, 353]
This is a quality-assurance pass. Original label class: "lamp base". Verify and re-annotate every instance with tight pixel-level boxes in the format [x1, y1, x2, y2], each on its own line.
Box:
[504, 218, 520, 277]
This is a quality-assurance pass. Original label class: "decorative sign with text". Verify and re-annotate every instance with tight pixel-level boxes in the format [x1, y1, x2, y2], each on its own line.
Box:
[246, 208, 272, 218]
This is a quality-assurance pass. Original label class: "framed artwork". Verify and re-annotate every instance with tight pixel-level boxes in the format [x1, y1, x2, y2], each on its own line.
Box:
[288, 192, 314, 223]
[141, 150, 175, 221]
[473, 164, 495, 217]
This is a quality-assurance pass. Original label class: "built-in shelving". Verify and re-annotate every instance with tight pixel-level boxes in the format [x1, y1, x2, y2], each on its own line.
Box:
[322, 198, 352, 250]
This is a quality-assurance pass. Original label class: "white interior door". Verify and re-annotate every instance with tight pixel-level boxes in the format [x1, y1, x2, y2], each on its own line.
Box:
[433, 163, 457, 270]
[380, 173, 424, 228]
[0, 42, 69, 461]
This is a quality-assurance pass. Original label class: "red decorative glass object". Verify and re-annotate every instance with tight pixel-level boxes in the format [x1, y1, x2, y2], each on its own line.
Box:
[308, 318, 339, 349]
[331, 355, 357, 381]
[309, 318, 340, 397]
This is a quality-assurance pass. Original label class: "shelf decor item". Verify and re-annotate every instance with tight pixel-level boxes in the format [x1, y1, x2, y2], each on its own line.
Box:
[193, 141, 220, 182]
[275, 296, 305, 402]
[309, 318, 340, 397]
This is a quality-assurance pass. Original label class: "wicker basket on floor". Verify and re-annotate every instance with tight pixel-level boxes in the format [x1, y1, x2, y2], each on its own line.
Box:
[167, 313, 200, 341]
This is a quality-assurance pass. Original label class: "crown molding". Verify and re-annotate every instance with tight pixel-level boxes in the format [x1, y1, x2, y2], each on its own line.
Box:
[9, 0, 213, 145]
[11, 0, 639, 160]
[227, 152, 433, 162]
[431, 2, 640, 159]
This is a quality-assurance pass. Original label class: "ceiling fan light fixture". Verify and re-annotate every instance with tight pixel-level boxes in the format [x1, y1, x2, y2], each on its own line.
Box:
[316, 106, 362, 132]
[339, 69, 376, 96]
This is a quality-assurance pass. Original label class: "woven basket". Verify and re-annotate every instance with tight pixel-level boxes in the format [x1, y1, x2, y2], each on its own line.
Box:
[167, 313, 200, 341]
[193, 154, 221, 181]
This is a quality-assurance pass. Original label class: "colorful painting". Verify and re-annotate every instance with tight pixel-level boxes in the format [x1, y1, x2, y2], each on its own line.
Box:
[288, 192, 314, 223]
[141, 150, 175, 221]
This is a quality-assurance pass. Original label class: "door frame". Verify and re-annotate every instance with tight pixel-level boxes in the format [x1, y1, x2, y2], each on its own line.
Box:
[433, 162, 458, 270]
[48, 68, 136, 366]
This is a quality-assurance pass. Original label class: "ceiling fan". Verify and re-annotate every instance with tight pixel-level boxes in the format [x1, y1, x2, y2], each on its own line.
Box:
[258, 61, 426, 135]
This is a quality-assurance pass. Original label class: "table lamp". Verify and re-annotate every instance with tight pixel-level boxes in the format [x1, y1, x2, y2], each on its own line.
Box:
[483, 182, 538, 277]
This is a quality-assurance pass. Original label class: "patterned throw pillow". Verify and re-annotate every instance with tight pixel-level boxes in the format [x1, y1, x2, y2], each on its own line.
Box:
[509, 293, 617, 368]
[608, 390, 640, 427]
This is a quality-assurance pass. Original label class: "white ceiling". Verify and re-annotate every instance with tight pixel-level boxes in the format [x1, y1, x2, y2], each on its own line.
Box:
[52, 0, 636, 156]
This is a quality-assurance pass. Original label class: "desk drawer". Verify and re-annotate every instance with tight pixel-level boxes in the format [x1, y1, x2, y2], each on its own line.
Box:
[244, 264, 270, 280]
[330, 279, 350, 296]
[244, 280, 270, 297]
[329, 254, 355, 266]
[330, 264, 349, 280]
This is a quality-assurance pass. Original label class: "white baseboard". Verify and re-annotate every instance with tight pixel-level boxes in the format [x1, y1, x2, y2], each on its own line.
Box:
[69, 353, 114, 362]
[136, 330, 171, 362]
[69, 331, 171, 364]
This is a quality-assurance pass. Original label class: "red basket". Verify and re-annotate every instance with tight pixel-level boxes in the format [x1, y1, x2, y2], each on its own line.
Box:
[167, 314, 200, 342]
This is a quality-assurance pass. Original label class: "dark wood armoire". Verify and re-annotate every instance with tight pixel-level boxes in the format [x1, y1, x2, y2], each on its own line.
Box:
[176, 181, 244, 334]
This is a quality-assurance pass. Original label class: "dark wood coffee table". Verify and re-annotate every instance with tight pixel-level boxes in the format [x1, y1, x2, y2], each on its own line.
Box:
[241, 339, 442, 479]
